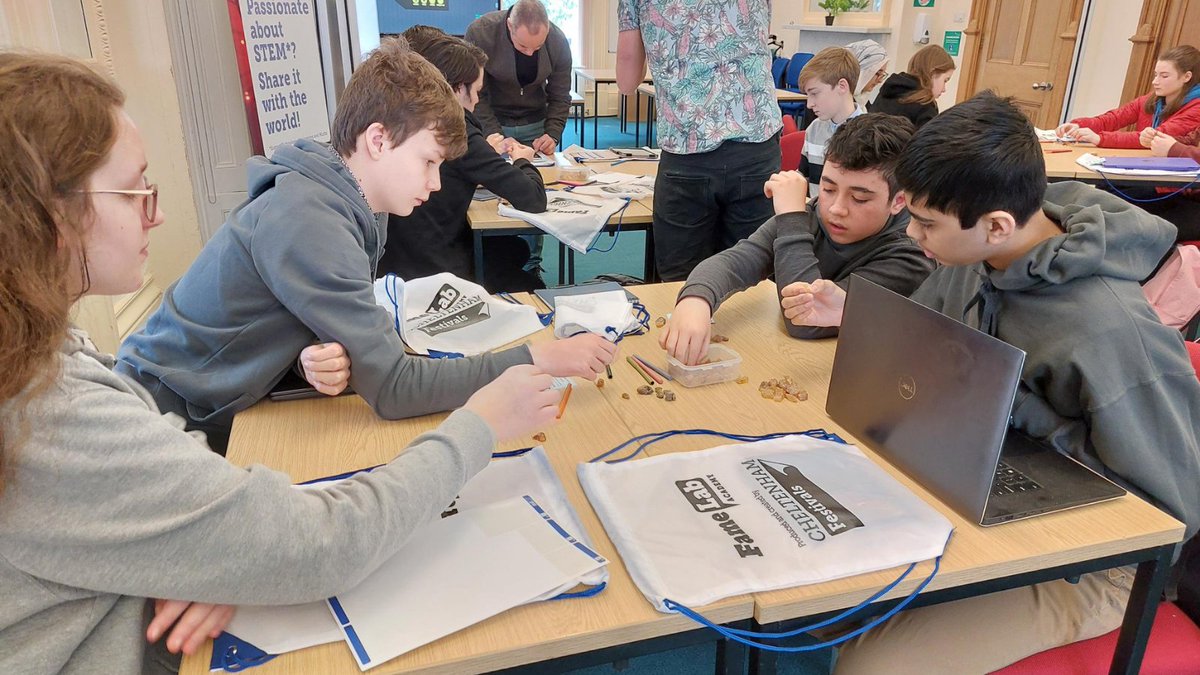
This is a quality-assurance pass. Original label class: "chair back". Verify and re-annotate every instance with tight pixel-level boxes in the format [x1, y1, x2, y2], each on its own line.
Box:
[785, 52, 815, 91]
[780, 131, 805, 172]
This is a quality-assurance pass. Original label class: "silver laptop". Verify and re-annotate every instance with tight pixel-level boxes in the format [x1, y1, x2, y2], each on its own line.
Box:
[827, 276, 1125, 526]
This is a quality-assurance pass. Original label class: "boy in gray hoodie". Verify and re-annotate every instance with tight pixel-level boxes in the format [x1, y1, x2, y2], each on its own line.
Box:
[660, 114, 934, 365]
[117, 38, 614, 453]
[832, 92, 1200, 674]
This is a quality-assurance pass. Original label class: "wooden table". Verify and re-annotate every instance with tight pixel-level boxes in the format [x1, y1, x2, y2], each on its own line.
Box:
[467, 161, 660, 285]
[182, 282, 1184, 675]
[573, 69, 652, 149]
[1041, 143, 1199, 183]
[635, 84, 807, 147]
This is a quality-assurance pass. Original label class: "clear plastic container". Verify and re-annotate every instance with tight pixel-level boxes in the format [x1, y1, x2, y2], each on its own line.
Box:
[665, 344, 742, 387]
[557, 164, 591, 184]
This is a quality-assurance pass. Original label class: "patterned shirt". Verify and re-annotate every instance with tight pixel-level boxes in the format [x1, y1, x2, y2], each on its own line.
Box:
[619, 0, 782, 155]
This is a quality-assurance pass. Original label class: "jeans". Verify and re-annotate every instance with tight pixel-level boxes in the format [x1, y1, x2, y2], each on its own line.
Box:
[652, 134, 781, 281]
[502, 120, 550, 274]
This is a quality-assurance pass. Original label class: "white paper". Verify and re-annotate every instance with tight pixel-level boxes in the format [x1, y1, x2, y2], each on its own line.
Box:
[571, 172, 655, 200]
[564, 144, 618, 162]
[328, 496, 607, 670]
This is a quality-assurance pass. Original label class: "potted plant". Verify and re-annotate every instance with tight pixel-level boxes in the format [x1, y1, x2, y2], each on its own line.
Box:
[818, 0, 870, 25]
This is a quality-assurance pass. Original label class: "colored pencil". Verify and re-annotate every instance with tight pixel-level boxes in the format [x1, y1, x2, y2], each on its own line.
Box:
[626, 356, 654, 385]
[556, 384, 573, 419]
[630, 355, 663, 385]
[633, 354, 672, 382]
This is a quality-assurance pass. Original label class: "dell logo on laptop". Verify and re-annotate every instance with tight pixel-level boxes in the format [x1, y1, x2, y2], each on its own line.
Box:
[898, 375, 917, 400]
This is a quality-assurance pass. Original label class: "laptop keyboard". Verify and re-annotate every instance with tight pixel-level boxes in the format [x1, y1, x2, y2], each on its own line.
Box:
[992, 461, 1044, 497]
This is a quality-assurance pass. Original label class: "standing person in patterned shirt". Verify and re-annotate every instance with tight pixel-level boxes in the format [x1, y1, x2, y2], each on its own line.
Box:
[616, 0, 783, 281]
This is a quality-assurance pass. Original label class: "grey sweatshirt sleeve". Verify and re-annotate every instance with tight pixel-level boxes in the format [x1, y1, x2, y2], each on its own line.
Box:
[767, 212, 838, 340]
[0, 363, 496, 605]
[251, 194, 532, 420]
[678, 216, 780, 312]
[543, 33, 573, 142]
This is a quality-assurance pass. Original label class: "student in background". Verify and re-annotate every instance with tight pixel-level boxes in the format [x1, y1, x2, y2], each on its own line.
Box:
[799, 48, 865, 199]
[0, 50, 565, 673]
[798, 40, 888, 130]
[1057, 44, 1200, 148]
[869, 44, 955, 129]
[378, 35, 547, 292]
[847, 40, 889, 103]
[833, 92, 1200, 674]
[660, 114, 934, 364]
[117, 39, 615, 454]
[616, 0, 781, 281]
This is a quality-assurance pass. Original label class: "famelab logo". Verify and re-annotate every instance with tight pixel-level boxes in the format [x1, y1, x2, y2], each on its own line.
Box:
[675, 475, 763, 558]
[416, 283, 491, 336]
[742, 459, 863, 541]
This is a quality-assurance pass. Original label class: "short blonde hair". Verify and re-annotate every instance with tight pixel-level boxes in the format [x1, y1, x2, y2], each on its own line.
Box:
[798, 47, 859, 93]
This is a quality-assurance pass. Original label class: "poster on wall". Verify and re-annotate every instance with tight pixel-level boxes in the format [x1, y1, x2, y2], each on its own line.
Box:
[226, 0, 331, 157]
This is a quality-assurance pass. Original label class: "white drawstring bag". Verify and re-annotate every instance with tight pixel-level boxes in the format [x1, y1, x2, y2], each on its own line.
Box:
[570, 172, 655, 200]
[499, 192, 626, 254]
[553, 290, 644, 340]
[373, 273, 545, 357]
[578, 434, 954, 613]
[212, 446, 603, 670]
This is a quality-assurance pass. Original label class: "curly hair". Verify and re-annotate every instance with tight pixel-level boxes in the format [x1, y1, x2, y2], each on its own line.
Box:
[0, 51, 125, 495]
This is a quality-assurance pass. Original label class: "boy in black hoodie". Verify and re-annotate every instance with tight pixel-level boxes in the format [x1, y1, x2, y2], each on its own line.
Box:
[833, 92, 1200, 674]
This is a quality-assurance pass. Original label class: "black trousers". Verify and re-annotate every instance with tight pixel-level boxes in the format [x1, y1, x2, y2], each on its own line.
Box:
[652, 134, 782, 281]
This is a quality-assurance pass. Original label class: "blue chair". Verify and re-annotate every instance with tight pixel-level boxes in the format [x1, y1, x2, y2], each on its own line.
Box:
[780, 52, 813, 121]
[771, 57, 789, 88]
[784, 52, 814, 92]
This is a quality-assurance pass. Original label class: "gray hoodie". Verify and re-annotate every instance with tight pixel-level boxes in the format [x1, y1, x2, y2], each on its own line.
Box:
[911, 181, 1200, 541]
[678, 205, 934, 339]
[0, 329, 494, 673]
[116, 139, 532, 431]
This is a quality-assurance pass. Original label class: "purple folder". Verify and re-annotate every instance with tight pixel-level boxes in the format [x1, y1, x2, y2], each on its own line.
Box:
[1101, 157, 1200, 172]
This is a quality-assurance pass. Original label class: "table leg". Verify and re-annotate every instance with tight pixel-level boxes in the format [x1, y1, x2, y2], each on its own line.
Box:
[558, 242, 567, 286]
[1109, 544, 1176, 674]
[568, 248, 576, 285]
[593, 80, 600, 148]
[715, 620, 751, 675]
[620, 93, 627, 133]
[635, 91, 642, 146]
[474, 230, 486, 284]
[643, 226, 657, 282]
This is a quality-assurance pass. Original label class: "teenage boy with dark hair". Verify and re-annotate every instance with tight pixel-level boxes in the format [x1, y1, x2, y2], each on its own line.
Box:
[832, 91, 1200, 674]
[660, 114, 934, 365]
[117, 38, 615, 454]
[379, 34, 547, 292]
[799, 47, 866, 199]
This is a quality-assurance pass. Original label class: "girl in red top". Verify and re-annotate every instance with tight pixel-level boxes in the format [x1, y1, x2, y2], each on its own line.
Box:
[1057, 45, 1200, 149]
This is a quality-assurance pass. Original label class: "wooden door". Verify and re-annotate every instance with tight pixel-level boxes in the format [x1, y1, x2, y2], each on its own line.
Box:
[958, 0, 1085, 127]
[1121, 0, 1200, 104]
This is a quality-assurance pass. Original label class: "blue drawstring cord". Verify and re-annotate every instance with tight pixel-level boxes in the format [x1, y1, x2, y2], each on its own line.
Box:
[382, 273, 402, 336]
[1096, 171, 1200, 203]
[587, 198, 632, 253]
[589, 428, 846, 464]
[662, 544, 946, 653]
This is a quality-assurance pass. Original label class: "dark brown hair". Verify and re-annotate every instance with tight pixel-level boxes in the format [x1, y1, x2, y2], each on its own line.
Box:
[401, 25, 446, 54]
[798, 47, 860, 94]
[825, 113, 916, 196]
[0, 51, 125, 495]
[900, 45, 956, 106]
[1143, 45, 1200, 120]
[330, 37, 467, 159]
[415, 35, 488, 92]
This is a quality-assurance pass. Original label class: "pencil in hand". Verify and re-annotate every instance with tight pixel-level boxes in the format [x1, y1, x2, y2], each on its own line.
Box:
[556, 383, 573, 420]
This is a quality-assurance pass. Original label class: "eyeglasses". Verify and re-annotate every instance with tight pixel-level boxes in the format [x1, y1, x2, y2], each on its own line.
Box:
[80, 180, 158, 221]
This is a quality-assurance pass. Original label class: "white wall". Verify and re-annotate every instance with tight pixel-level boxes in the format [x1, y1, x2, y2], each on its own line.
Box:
[1065, 0, 1140, 121]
